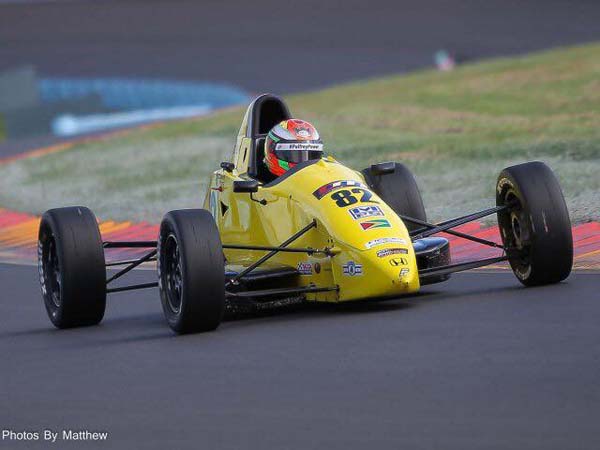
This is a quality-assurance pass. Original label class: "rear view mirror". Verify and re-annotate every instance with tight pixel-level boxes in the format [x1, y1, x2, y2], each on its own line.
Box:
[220, 161, 234, 173]
[233, 180, 259, 193]
[369, 161, 396, 176]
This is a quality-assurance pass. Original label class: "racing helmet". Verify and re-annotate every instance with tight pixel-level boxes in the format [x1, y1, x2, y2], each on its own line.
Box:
[264, 119, 323, 177]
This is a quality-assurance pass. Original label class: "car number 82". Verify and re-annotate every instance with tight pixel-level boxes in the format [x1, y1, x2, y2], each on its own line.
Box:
[330, 188, 378, 207]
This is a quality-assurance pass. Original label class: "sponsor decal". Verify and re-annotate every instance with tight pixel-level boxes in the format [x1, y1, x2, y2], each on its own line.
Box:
[360, 219, 391, 230]
[342, 261, 363, 276]
[389, 257, 408, 266]
[209, 189, 219, 219]
[399, 268, 410, 277]
[37, 240, 47, 296]
[376, 248, 409, 258]
[275, 142, 323, 151]
[348, 205, 384, 220]
[365, 237, 406, 249]
[313, 180, 370, 200]
[297, 262, 312, 275]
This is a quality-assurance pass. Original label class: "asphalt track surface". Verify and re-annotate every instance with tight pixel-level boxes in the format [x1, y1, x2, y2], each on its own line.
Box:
[1, 265, 599, 449]
[2, 1, 600, 448]
[2, 0, 600, 93]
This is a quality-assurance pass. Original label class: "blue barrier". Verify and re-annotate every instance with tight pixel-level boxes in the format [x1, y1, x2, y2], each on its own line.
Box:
[39, 78, 249, 111]
[39, 77, 249, 136]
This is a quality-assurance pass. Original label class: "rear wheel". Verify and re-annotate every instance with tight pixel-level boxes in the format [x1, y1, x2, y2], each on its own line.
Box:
[496, 161, 573, 286]
[157, 209, 225, 334]
[38, 206, 106, 328]
[362, 162, 426, 232]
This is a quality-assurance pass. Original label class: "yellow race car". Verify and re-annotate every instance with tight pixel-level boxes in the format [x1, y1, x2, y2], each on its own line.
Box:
[37, 94, 574, 334]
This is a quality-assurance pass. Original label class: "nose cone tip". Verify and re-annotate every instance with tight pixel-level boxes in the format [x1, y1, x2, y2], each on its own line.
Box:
[375, 262, 420, 293]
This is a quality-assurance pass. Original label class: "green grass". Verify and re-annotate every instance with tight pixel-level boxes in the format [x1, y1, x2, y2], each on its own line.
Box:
[1, 43, 599, 223]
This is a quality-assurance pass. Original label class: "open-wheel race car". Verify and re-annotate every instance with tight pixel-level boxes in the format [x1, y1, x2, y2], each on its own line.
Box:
[37, 94, 574, 334]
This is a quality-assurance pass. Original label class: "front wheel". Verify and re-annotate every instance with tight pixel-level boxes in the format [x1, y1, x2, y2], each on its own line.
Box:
[38, 206, 106, 328]
[496, 161, 573, 286]
[157, 209, 225, 334]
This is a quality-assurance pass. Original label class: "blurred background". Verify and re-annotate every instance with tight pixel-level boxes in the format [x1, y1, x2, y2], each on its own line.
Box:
[0, 0, 599, 222]
[2, 0, 600, 140]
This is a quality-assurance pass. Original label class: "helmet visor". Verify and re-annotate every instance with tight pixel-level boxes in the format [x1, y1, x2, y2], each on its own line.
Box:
[274, 142, 324, 163]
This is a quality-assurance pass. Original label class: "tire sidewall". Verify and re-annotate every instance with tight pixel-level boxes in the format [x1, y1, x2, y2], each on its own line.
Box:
[38, 214, 65, 326]
[496, 174, 534, 281]
[38, 207, 106, 328]
[158, 209, 225, 333]
[157, 220, 183, 330]
[496, 162, 573, 285]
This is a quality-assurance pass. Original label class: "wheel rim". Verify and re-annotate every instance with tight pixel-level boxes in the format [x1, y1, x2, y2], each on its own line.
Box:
[164, 234, 183, 314]
[42, 236, 62, 307]
[501, 189, 532, 278]
[511, 213, 522, 245]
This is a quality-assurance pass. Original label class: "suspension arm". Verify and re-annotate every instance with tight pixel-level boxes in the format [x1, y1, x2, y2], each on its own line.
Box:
[103, 241, 157, 248]
[222, 243, 333, 256]
[419, 255, 508, 280]
[106, 249, 157, 284]
[226, 220, 317, 286]
[411, 205, 508, 240]
[401, 215, 504, 248]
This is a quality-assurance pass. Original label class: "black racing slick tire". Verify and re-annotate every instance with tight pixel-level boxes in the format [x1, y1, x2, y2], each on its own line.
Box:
[362, 162, 427, 232]
[38, 206, 106, 328]
[496, 161, 573, 286]
[157, 209, 225, 334]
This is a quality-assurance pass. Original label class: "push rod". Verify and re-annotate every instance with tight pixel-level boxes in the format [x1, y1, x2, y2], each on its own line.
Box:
[401, 215, 504, 248]
[106, 257, 157, 267]
[223, 243, 331, 255]
[226, 220, 317, 286]
[106, 249, 157, 284]
[412, 205, 508, 240]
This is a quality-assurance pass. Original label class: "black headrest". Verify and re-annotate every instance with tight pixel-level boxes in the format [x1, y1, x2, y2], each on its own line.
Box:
[248, 137, 266, 179]
[247, 94, 291, 138]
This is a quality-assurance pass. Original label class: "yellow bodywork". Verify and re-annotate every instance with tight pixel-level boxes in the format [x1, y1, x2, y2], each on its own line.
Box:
[203, 105, 420, 303]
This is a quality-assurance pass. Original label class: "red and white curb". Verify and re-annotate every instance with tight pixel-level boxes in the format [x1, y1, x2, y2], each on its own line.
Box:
[1, 134, 598, 269]
[1, 208, 598, 269]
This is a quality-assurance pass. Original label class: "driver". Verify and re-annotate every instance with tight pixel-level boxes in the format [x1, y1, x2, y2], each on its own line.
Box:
[264, 119, 324, 177]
